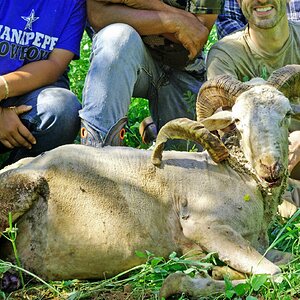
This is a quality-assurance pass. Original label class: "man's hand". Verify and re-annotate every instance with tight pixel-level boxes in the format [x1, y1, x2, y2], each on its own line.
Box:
[88, 0, 211, 60]
[0, 105, 36, 150]
[288, 130, 300, 173]
[170, 13, 209, 60]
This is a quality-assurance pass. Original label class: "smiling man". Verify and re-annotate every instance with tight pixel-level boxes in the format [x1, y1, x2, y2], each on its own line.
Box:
[206, 0, 300, 186]
[216, 0, 300, 39]
[206, 0, 299, 81]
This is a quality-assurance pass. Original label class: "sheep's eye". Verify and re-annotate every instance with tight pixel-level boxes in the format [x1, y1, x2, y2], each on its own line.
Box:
[234, 118, 240, 125]
[285, 111, 292, 118]
[280, 111, 292, 126]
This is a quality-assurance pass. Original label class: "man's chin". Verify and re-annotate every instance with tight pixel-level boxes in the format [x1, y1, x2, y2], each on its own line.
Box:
[254, 19, 278, 29]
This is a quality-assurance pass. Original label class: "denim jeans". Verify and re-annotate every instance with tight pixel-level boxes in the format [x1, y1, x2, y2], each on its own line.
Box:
[0, 74, 81, 166]
[79, 23, 203, 141]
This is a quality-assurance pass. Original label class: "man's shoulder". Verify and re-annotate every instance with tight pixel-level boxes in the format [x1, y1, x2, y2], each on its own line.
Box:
[288, 21, 300, 40]
[210, 29, 246, 53]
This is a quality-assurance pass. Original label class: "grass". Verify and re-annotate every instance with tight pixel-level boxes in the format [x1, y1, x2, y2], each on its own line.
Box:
[1, 26, 300, 300]
[1, 212, 299, 299]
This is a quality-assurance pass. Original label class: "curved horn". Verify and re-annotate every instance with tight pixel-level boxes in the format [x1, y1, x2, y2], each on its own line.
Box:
[196, 75, 252, 120]
[267, 64, 300, 99]
[151, 118, 229, 166]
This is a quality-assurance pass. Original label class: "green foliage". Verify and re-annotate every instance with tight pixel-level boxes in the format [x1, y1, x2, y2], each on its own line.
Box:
[205, 24, 219, 53]
[183, 90, 197, 120]
[224, 274, 269, 300]
[2, 213, 24, 287]
[12, 251, 214, 299]
[124, 97, 151, 149]
[269, 209, 300, 253]
[69, 32, 91, 103]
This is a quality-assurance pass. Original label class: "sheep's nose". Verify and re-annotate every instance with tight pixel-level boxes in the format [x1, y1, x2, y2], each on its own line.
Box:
[260, 161, 284, 186]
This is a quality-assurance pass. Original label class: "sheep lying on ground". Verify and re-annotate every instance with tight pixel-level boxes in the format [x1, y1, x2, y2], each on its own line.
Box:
[0, 65, 300, 298]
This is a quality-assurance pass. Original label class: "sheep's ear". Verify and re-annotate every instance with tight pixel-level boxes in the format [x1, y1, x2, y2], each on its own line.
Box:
[291, 103, 300, 119]
[200, 110, 234, 131]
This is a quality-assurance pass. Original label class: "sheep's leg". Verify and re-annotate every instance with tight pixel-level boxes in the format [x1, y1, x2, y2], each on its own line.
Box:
[159, 271, 245, 299]
[209, 249, 292, 280]
[179, 240, 246, 280]
[177, 234, 207, 260]
[182, 223, 281, 276]
[265, 249, 293, 266]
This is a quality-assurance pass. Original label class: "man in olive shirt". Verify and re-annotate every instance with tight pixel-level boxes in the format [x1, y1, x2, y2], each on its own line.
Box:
[206, 0, 300, 212]
[207, 0, 300, 82]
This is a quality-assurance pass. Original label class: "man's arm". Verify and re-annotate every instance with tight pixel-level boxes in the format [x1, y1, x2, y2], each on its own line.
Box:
[0, 49, 74, 100]
[0, 48, 75, 149]
[87, 0, 213, 59]
[289, 131, 300, 173]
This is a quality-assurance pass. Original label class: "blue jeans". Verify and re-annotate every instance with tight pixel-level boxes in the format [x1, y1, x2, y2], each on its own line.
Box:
[0, 75, 81, 166]
[79, 23, 203, 141]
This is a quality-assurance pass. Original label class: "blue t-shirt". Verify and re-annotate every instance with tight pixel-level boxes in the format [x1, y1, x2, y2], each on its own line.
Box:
[0, 0, 86, 75]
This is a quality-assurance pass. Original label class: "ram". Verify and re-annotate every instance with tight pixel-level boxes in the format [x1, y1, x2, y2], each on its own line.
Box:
[0, 65, 299, 298]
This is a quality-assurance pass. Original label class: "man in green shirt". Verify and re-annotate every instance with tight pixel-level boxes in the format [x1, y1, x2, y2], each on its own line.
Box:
[206, 0, 300, 186]
[207, 0, 300, 81]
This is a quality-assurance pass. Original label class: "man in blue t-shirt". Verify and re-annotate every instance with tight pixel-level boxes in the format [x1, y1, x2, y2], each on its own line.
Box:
[0, 0, 86, 167]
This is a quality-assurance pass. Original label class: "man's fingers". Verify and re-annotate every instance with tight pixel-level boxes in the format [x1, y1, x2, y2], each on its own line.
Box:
[5, 105, 36, 147]
[0, 139, 14, 149]
[183, 40, 198, 60]
[12, 130, 33, 149]
[3, 132, 24, 148]
[188, 47, 197, 60]
[12, 105, 33, 115]
[18, 125, 36, 146]
[1, 126, 35, 149]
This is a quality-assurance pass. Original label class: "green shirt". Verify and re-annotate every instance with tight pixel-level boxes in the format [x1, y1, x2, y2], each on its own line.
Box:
[207, 21, 300, 81]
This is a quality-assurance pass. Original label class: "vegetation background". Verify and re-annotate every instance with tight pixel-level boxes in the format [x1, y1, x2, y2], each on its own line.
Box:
[0, 27, 299, 300]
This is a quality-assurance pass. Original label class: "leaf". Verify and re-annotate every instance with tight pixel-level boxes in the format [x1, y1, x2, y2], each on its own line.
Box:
[145, 250, 154, 258]
[150, 257, 164, 267]
[243, 194, 251, 201]
[234, 283, 249, 296]
[0, 264, 11, 274]
[166, 264, 185, 272]
[68, 292, 80, 300]
[135, 250, 147, 258]
[153, 268, 168, 275]
[61, 280, 74, 287]
[168, 252, 178, 259]
[225, 289, 235, 299]
[251, 274, 268, 291]
[183, 268, 196, 275]
[246, 296, 258, 300]
[224, 276, 233, 290]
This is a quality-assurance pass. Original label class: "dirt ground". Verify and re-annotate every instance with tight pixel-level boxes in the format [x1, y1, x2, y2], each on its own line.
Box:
[6, 288, 157, 300]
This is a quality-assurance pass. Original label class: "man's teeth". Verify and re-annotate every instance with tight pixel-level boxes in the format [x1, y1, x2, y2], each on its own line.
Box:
[256, 7, 272, 12]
